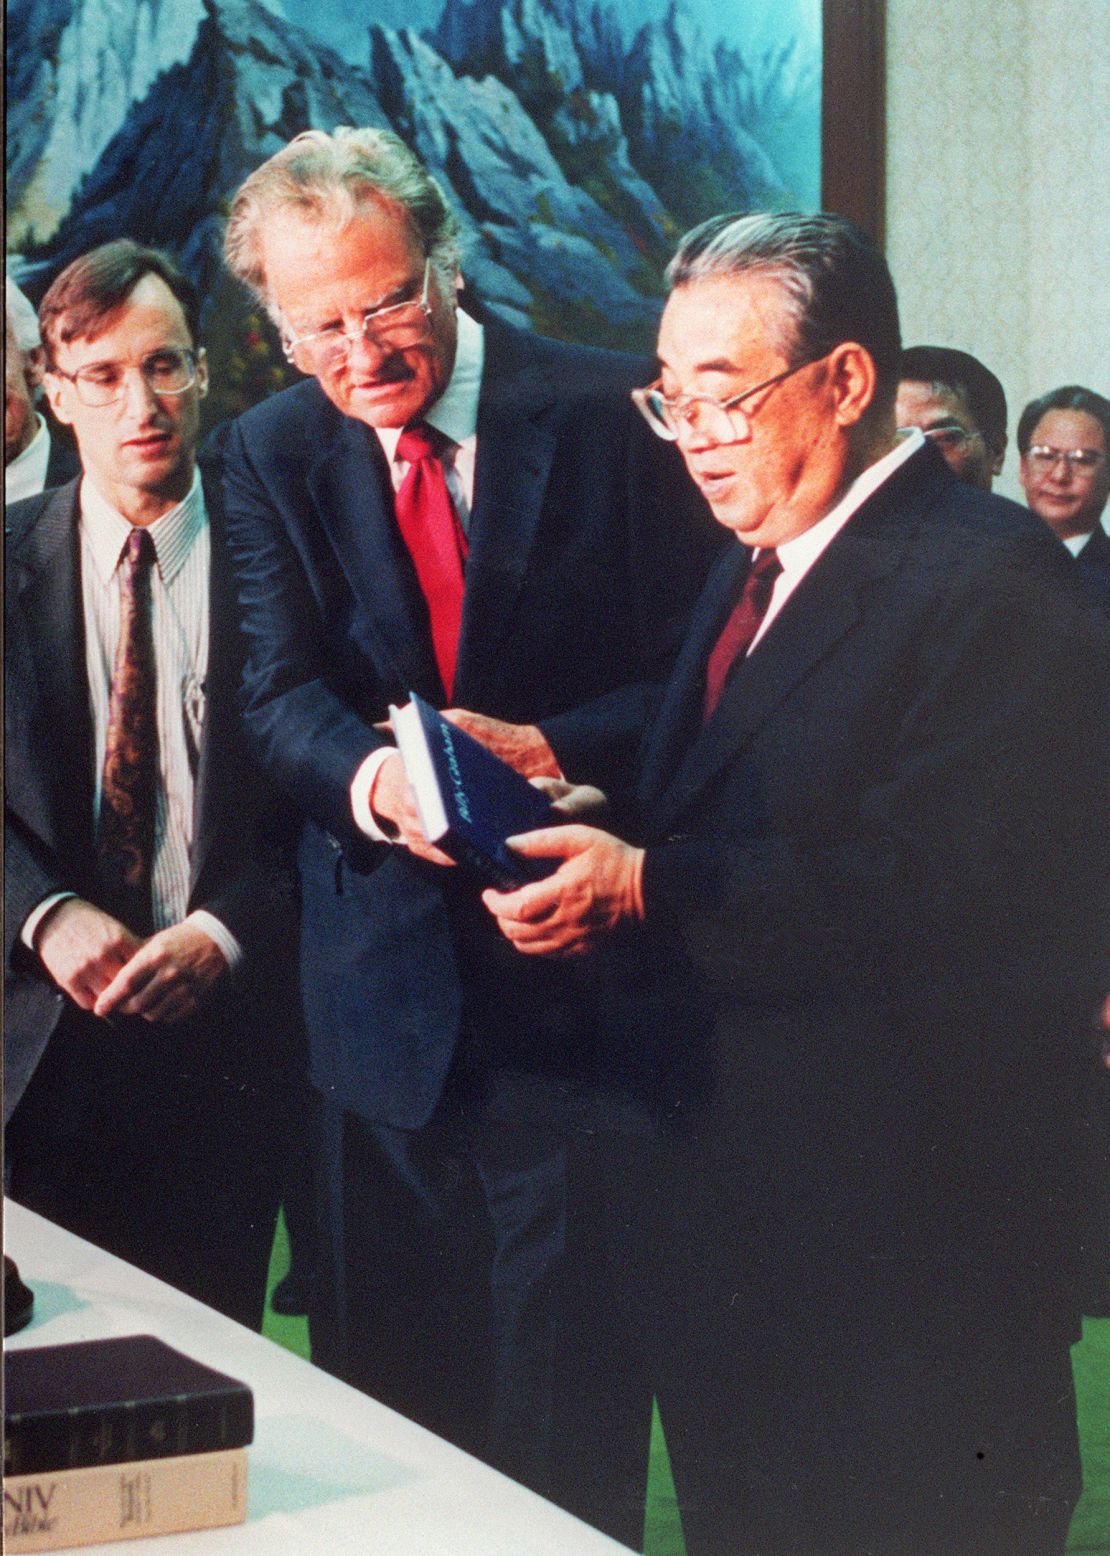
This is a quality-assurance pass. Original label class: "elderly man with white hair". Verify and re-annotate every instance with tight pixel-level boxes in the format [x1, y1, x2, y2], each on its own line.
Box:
[5, 273, 77, 503]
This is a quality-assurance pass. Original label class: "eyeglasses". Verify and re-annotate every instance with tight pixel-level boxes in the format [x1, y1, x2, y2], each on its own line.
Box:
[282, 259, 433, 374]
[1024, 445, 1105, 473]
[49, 348, 199, 407]
[632, 354, 825, 444]
[897, 423, 985, 452]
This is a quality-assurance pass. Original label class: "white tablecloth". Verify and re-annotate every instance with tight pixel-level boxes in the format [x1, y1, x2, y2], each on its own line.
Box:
[4, 1199, 633, 1554]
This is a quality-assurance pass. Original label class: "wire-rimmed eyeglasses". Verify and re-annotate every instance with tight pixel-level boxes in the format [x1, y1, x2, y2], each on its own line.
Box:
[282, 259, 434, 375]
[631, 353, 827, 444]
[48, 348, 200, 407]
[1024, 444, 1105, 473]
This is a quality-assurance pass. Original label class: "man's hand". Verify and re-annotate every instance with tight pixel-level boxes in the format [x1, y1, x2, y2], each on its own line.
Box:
[530, 776, 610, 821]
[93, 922, 230, 1023]
[369, 751, 457, 866]
[442, 710, 561, 778]
[481, 825, 645, 956]
[33, 898, 143, 1011]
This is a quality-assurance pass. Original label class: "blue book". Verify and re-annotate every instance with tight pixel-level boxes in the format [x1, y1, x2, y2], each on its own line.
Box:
[388, 694, 559, 890]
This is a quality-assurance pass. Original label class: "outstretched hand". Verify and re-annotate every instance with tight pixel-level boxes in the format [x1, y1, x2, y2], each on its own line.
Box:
[442, 709, 561, 778]
[481, 824, 644, 956]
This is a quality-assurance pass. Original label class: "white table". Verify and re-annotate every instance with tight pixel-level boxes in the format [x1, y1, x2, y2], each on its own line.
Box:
[4, 1200, 634, 1554]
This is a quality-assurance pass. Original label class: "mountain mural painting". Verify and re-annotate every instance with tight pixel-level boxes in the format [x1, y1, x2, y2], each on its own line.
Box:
[5, 0, 821, 423]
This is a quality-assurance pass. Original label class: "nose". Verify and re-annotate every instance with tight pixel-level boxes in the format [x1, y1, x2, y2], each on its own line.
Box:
[346, 325, 391, 371]
[119, 365, 162, 416]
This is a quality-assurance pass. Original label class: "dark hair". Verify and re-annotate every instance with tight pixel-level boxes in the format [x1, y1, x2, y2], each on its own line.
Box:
[39, 240, 200, 362]
[667, 210, 902, 410]
[899, 345, 1008, 455]
[1016, 385, 1110, 455]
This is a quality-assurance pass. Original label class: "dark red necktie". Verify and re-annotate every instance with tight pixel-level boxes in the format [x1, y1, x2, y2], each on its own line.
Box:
[394, 423, 469, 699]
[702, 548, 782, 723]
[97, 527, 159, 934]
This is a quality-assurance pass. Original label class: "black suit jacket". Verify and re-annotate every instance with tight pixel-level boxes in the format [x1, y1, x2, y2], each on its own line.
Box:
[1074, 522, 1110, 611]
[221, 318, 721, 1129]
[3, 470, 293, 1118]
[632, 445, 1108, 1340]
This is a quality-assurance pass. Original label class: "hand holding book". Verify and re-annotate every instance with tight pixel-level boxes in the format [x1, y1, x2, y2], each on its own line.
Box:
[481, 824, 646, 957]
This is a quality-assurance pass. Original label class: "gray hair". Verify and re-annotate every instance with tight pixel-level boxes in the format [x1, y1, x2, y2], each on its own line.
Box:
[224, 126, 461, 315]
[6, 274, 42, 353]
[667, 211, 902, 407]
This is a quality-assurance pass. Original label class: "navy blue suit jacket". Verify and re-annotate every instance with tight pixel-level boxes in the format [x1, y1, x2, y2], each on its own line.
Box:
[221, 318, 721, 1129]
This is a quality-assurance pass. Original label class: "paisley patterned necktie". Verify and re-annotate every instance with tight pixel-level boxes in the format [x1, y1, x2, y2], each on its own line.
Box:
[96, 527, 159, 934]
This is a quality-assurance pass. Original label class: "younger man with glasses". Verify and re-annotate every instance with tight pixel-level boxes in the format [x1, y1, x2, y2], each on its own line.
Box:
[5, 240, 295, 1328]
[1018, 385, 1110, 581]
[895, 343, 1008, 490]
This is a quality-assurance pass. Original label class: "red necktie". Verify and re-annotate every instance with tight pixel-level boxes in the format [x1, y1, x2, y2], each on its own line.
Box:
[394, 423, 469, 699]
[702, 548, 782, 723]
[97, 527, 159, 934]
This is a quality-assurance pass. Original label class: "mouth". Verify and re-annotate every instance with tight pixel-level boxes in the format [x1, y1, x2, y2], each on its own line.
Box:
[122, 430, 174, 456]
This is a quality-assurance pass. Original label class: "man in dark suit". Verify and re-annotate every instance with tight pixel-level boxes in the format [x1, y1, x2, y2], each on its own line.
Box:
[1018, 384, 1110, 597]
[896, 342, 1008, 490]
[5, 274, 79, 503]
[485, 212, 1108, 1554]
[217, 126, 717, 1522]
[5, 241, 293, 1330]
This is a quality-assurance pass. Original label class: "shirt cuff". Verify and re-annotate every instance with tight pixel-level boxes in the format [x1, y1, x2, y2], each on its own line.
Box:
[21, 892, 77, 951]
[185, 911, 244, 972]
[351, 746, 401, 842]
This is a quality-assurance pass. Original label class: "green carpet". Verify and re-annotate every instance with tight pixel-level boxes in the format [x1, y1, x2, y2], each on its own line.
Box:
[261, 1210, 1110, 1555]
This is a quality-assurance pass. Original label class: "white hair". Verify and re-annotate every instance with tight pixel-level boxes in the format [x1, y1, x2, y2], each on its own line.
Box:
[6, 274, 42, 352]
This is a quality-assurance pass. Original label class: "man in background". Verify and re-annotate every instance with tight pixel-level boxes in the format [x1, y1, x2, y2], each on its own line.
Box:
[1019, 385, 1110, 587]
[896, 342, 1007, 489]
[5, 273, 78, 502]
[5, 240, 294, 1329]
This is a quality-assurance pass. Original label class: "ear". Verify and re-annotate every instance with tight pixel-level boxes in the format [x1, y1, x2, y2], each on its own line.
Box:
[991, 433, 1007, 478]
[828, 342, 877, 428]
[194, 346, 209, 399]
[25, 344, 45, 393]
[44, 370, 74, 428]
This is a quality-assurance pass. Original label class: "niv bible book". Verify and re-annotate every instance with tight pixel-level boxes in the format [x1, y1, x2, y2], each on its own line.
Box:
[388, 693, 559, 890]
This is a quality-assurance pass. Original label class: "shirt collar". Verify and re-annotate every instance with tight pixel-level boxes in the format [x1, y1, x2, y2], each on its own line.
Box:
[80, 467, 206, 585]
[377, 308, 485, 464]
[773, 428, 924, 578]
[4, 414, 51, 505]
[1063, 531, 1096, 557]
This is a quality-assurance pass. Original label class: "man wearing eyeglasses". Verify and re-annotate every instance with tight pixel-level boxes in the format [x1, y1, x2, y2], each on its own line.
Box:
[895, 343, 1008, 490]
[483, 212, 1108, 1554]
[4, 240, 295, 1330]
[218, 127, 719, 1530]
[1018, 385, 1110, 587]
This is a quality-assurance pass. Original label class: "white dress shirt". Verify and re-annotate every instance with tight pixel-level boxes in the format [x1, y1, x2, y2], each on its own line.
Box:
[351, 310, 486, 841]
[747, 428, 924, 654]
[22, 470, 241, 966]
[5, 414, 52, 505]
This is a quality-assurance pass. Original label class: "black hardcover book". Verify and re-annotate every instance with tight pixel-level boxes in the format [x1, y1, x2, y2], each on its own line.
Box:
[389, 693, 560, 890]
[4, 1335, 254, 1476]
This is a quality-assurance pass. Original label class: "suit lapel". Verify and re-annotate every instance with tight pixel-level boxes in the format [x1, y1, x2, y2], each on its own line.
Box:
[643, 447, 932, 836]
[190, 476, 236, 903]
[454, 325, 563, 703]
[7, 482, 95, 865]
[637, 540, 749, 807]
[306, 410, 442, 697]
